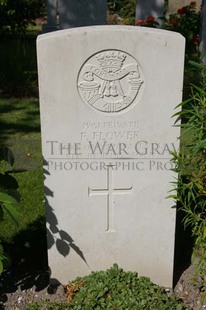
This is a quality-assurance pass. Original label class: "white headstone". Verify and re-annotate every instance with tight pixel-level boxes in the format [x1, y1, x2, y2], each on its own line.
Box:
[37, 26, 185, 288]
[136, 0, 164, 21]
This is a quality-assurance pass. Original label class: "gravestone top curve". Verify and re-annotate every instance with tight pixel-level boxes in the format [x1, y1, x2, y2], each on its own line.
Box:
[38, 25, 185, 41]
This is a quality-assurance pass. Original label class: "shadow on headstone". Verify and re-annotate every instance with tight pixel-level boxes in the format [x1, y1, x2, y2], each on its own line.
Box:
[43, 158, 89, 284]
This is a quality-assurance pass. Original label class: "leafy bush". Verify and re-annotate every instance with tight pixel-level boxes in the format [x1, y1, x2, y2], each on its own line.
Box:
[0, 146, 20, 273]
[135, 15, 159, 28]
[0, 0, 45, 34]
[163, 1, 200, 54]
[171, 63, 206, 300]
[107, 0, 136, 25]
[0, 0, 42, 97]
[27, 264, 186, 309]
[27, 302, 67, 310]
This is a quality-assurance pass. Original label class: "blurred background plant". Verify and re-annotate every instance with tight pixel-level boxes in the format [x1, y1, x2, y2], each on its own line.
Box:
[163, 2, 200, 54]
[0, 0, 45, 35]
[135, 15, 159, 27]
[107, 0, 136, 25]
[171, 62, 206, 301]
[0, 0, 202, 97]
[0, 0, 45, 97]
[135, 1, 201, 55]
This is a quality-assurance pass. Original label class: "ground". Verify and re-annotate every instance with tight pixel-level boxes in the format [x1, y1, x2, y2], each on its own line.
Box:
[174, 264, 206, 309]
[0, 261, 206, 310]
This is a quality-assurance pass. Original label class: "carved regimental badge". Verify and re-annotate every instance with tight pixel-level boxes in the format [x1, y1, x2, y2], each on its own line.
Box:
[77, 50, 144, 114]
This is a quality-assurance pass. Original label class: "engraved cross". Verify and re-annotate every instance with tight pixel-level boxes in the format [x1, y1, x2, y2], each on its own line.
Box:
[88, 166, 133, 232]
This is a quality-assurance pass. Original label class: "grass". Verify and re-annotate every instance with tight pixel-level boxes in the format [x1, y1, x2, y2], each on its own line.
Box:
[0, 98, 45, 252]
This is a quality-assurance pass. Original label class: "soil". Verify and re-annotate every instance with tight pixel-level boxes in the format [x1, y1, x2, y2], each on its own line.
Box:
[0, 267, 67, 310]
[0, 262, 206, 310]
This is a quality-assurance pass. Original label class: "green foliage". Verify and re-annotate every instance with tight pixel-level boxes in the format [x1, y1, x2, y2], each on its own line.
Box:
[0, 243, 8, 274]
[0, 98, 44, 243]
[26, 303, 67, 310]
[27, 265, 186, 310]
[0, 192, 19, 225]
[107, 0, 136, 25]
[0, 146, 20, 273]
[0, 98, 46, 277]
[171, 64, 206, 300]
[0, 0, 45, 34]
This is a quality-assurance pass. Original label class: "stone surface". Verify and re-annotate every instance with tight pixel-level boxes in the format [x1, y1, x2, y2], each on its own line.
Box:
[58, 0, 107, 29]
[43, 0, 106, 32]
[136, 0, 164, 20]
[37, 26, 185, 288]
[42, 0, 59, 32]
